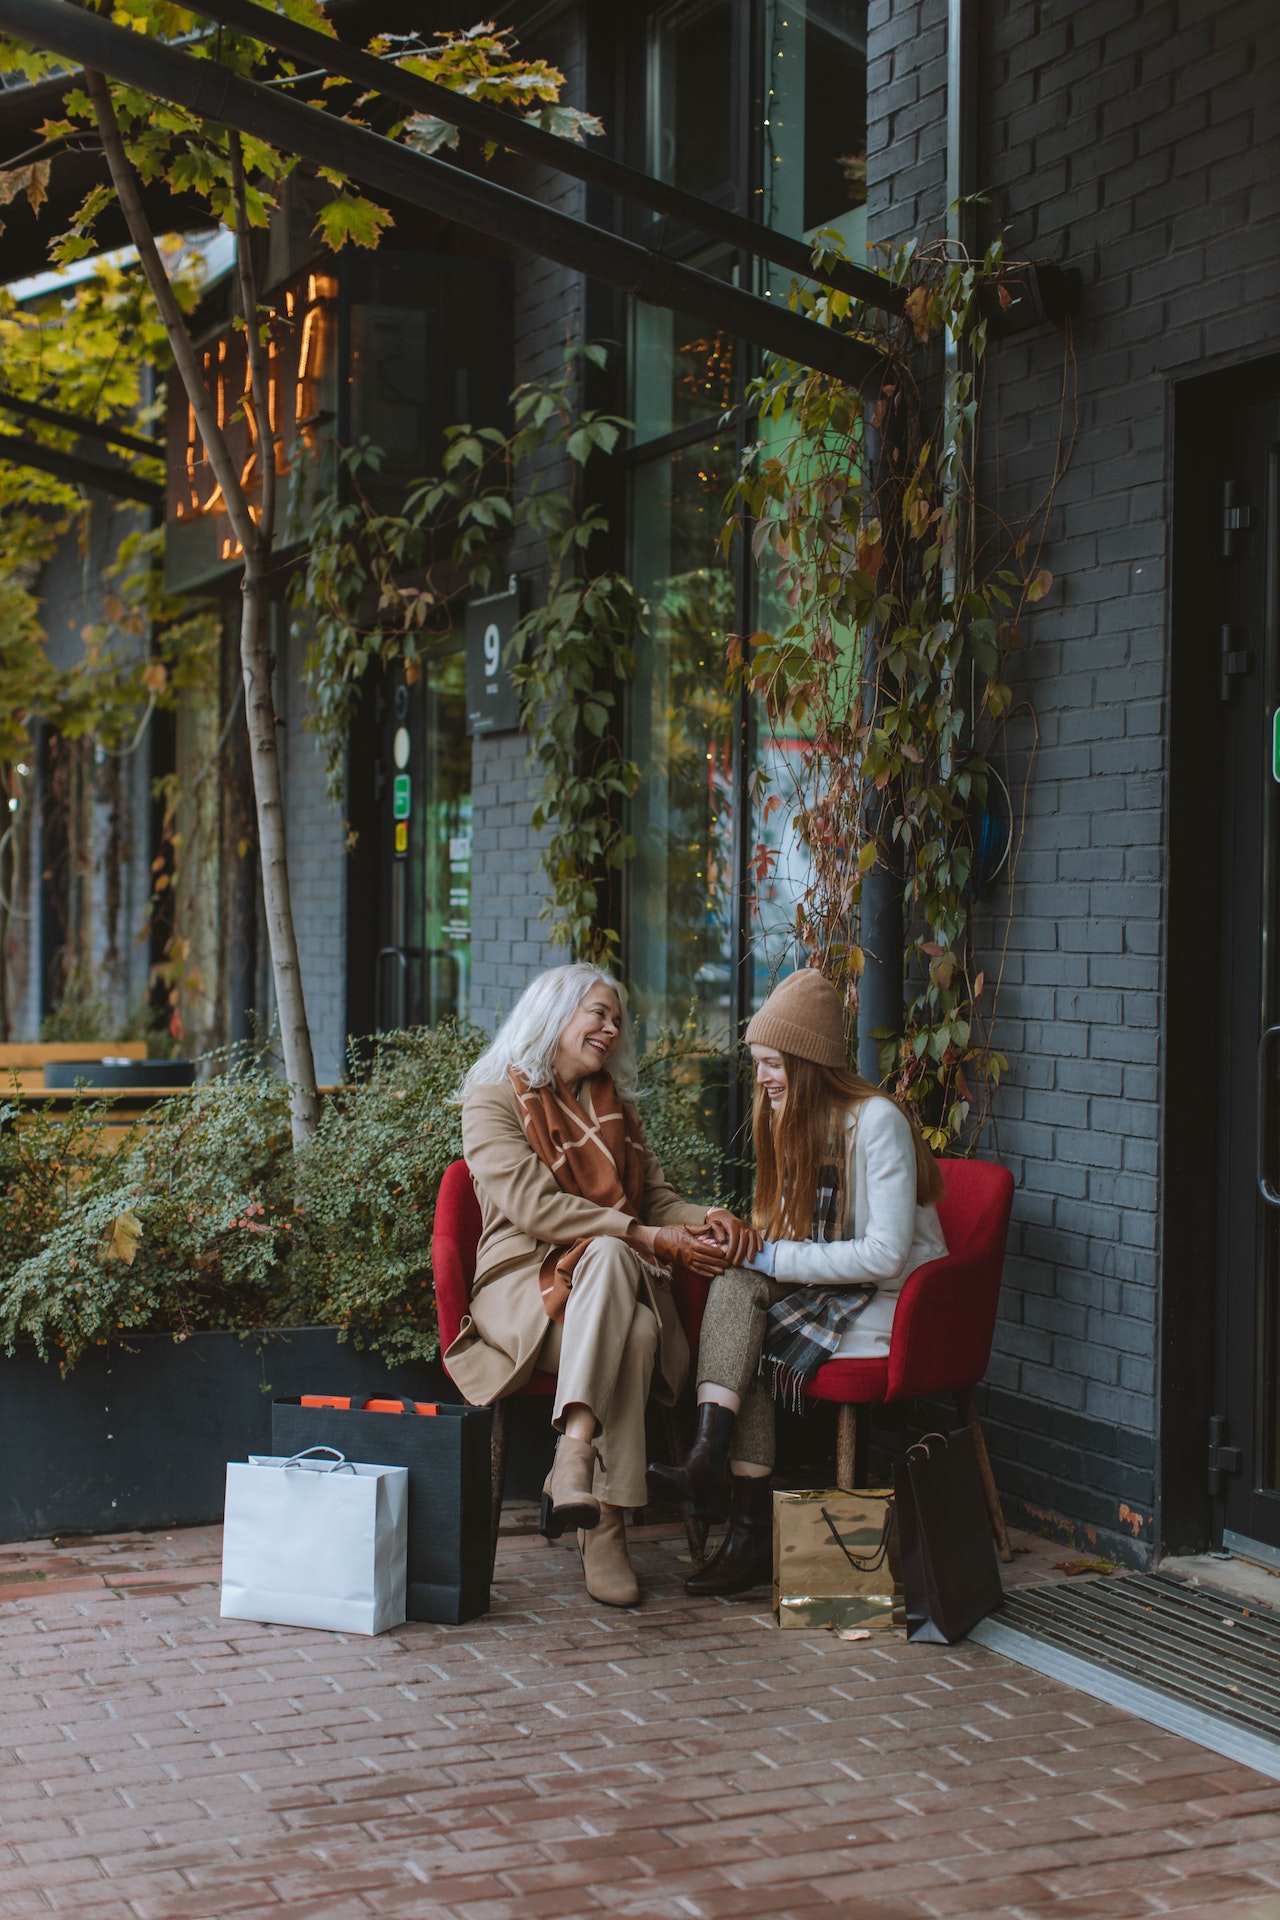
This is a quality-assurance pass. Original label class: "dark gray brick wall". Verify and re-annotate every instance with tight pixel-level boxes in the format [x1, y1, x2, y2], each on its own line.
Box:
[866, 0, 948, 242]
[868, 0, 1280, 1561]
[467, 7, 586, 1027]
[278, 624, 349, 1085]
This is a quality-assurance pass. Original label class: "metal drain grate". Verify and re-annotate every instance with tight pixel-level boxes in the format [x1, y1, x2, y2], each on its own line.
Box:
[970, 1572, 1280, 1778]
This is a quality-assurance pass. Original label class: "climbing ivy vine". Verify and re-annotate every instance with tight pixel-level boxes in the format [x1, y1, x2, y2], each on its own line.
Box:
[296, 340, 639, 965]
[729, 231, 1072, 1147]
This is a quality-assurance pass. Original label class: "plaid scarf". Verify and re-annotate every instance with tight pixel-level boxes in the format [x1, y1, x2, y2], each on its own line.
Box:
[760, 1161, 878, 1412]
[509, 1068, 646, 1323]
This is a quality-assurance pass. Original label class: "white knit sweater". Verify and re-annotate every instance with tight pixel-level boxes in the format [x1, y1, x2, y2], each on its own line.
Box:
[769, 1097, 948, 1358]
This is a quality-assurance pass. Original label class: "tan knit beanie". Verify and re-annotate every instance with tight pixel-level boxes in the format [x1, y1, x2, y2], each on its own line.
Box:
[743, 968, 847, 1069]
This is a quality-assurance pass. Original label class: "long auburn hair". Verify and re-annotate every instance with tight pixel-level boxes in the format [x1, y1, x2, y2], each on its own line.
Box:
[752, 1053, 945, 1240]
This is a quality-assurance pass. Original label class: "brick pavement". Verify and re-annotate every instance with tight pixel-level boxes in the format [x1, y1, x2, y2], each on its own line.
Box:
[0, 1523, 1278, 1920]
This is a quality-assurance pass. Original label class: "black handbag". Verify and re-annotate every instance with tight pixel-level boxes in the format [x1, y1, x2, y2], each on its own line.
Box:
[892, 1428, 1004, 1644]
[272, 1394, 492, 1625]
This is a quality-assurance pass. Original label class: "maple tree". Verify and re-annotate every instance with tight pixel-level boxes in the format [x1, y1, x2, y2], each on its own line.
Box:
[0, 9, 598, 1142]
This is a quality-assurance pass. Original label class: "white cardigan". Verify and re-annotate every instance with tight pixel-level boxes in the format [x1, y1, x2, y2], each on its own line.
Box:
[770, 1097, 948, 1358]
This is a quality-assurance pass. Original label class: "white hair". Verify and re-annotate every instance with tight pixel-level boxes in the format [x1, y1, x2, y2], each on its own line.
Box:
[457, 963, 639, 1100]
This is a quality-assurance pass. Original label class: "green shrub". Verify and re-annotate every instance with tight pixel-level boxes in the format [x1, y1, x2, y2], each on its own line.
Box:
[0, 1023, 729, 1371]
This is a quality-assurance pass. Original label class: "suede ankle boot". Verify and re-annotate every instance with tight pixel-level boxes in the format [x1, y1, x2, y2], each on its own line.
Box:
[684, 1472, 773, 1596]
[541, 1434, 601, 1538]
[578, 1503, 640, 1607]
[645, 1401, 734, 1510]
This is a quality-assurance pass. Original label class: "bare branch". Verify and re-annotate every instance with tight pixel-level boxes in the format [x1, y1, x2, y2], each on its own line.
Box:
[83, 68, 262, 567]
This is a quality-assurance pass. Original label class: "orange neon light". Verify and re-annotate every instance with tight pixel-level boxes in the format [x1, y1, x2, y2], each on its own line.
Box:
[174, 268, 334, 531]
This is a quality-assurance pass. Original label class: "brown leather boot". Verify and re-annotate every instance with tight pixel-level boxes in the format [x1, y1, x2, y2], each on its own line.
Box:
[684, 1472, 772, 1596]
[578, 1503, 640, 1607]
[645, 1401, 734, 1513]
[541, 1434, 601, 1538]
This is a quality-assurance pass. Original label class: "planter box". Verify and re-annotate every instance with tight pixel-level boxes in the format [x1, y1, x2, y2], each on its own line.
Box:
[0, 1327, 555, 1543]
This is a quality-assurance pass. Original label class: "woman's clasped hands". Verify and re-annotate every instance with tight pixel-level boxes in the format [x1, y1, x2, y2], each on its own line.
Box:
[630, 1208, 761, 1280]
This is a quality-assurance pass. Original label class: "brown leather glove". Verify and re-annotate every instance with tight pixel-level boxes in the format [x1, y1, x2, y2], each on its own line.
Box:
[703, 1207, 763, 1268]
[652, 1225, 729, 1279]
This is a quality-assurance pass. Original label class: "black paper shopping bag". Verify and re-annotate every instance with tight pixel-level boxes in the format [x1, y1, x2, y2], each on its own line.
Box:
[892, 1428, 1004, 1644]
[272, 1396, 491, 1625]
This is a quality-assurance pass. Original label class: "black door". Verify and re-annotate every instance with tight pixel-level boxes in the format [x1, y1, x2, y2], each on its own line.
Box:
[1210, 378, 1280, 1553]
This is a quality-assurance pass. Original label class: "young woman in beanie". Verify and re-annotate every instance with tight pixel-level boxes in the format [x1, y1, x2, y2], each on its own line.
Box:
[648, 967, 946, 1596]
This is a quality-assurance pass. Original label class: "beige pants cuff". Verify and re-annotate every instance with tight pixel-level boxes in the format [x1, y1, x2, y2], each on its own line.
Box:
[539, 1237, 659, 1510]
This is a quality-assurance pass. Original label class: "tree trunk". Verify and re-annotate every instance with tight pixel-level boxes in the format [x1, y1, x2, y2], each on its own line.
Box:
[85, 71, 320, 1143]
[0, 795, 11, 1043]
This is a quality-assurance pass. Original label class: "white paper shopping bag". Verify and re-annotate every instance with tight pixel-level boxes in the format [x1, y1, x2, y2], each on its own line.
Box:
[221, 1447, 408, 1635]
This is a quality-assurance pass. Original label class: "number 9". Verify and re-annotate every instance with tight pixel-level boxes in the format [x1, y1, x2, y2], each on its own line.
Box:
[484, 622, 501, 678]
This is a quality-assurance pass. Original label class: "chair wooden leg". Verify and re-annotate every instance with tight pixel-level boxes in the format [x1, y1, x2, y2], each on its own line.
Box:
[489, 1396, 512, 1575]
[659, 1401, 709, 1561]
[835, 1402, 858, 1492]
[955, 1387, 1013, 1564]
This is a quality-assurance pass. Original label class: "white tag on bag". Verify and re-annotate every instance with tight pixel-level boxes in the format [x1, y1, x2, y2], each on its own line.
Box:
[220, 1448, 409, 1635]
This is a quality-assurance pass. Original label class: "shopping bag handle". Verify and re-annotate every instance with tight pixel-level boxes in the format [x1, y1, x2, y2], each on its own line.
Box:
[348, 1393, 421, 1415]
[821, 1502, 894, 1574]
[279, 1447, 355, 1474]
[904, 1431, 950, 1465]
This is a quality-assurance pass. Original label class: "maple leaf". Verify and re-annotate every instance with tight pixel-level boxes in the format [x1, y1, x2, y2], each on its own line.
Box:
[312, 194, 393, 251]
[0, 159, 50, 213]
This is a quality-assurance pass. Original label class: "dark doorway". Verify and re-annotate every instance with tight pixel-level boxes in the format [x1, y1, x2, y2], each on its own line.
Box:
[1165, 357, 1280, 1559]
[370, 649, 472, 1037]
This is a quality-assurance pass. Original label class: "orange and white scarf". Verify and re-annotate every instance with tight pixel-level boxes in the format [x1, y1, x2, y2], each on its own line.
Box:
[509, 1068, 647, 1321]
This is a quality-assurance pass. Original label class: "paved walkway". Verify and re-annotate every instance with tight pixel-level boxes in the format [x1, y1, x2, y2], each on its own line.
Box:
[0, 1521, 1277, 1920]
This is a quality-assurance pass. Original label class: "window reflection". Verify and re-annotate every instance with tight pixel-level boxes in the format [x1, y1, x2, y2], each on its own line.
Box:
[649, 0, 734, 198]
[764, 0, 868, 245]
[632, 246, 736, 445]
[628, 436, 736, 1050]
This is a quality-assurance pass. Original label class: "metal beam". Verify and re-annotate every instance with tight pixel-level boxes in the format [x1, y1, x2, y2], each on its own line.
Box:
[190, 0, 906, 317]
[0, 0, 884, 391]
[0, 433, 163, 503]
[0, 387, 162, 458]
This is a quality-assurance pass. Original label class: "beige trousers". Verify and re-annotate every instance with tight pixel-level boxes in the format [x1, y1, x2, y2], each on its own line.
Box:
[539, 1238, 658, 1510]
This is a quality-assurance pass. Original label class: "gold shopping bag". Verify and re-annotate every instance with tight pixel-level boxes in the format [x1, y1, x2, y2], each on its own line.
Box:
[773, 1487, 902, 1632]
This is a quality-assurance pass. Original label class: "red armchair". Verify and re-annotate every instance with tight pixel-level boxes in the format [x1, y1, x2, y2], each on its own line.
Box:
[431, 1158, 708, 1565]
[806, 1156, 1016, 1559]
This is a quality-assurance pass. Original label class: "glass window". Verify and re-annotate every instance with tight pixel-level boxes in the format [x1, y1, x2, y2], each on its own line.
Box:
[746, 409, 866, 1012]
[631, 246, 736, 445]
[378, 645, 471, 1032]
[421, 648, 471, 1026]
[649, 0, 734, 199]
[764, 0, 868, 247]
[627, 434, 737, 1054]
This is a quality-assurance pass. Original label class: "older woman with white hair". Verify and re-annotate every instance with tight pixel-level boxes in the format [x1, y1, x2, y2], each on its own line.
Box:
[447, 963, 758, 1606]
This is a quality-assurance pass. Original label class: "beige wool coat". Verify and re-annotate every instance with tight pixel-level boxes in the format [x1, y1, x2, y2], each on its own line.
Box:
[445, 1076, 710, 1408]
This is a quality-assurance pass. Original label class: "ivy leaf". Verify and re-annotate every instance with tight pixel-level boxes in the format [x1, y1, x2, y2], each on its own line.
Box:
[903, 285, 935, 342]
[855, 523, 884, 577]
[1026, 567, 1054, 603]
